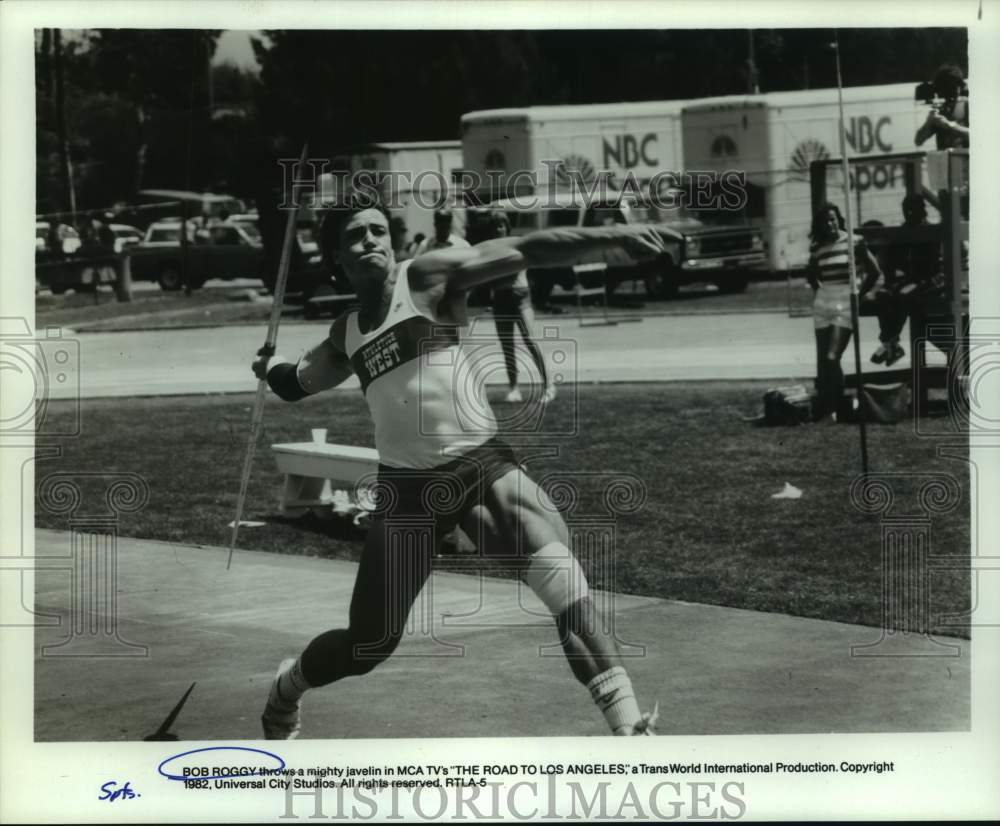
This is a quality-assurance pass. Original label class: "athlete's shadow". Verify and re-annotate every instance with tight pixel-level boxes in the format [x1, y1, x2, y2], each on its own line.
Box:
[268, 510, 368, 542]
[267, 512, 481, 558]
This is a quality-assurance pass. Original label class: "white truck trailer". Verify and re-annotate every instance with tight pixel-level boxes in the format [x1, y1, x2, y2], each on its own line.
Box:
[315, 140, 465, 246]
[680, 83, 926, 272]
[460, 101, 765, 295]
[460, 101, 686, 201]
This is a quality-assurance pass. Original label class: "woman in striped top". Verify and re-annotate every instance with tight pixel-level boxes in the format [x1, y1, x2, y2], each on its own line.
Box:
[806, 203, 882, 422]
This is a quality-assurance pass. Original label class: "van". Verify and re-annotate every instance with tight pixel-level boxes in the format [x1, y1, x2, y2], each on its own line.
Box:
[681, 84, 925, 271]
[461, 102, 686, 203]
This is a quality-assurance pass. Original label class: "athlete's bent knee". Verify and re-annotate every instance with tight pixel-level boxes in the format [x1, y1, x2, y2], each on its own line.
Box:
[345, 634, 400, 676]
[524, 542, 590, 615]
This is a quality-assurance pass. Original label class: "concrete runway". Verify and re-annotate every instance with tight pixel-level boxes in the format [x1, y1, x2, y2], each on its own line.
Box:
[47, 312, 931, 400]
[33, 530, 968, 741]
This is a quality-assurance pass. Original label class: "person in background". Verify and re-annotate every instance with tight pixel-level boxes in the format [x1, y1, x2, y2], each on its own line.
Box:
[389, 216, 410, 260]
[867, 194, 943, 367]
[414, 206, 470, 255]
[915, 63, 969, 150]
[489, 211, 555, 403]
[806, 203, 882, 423]
[406, 232, 426, 259]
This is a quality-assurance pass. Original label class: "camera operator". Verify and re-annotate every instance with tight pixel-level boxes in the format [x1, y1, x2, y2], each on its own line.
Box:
[915, 63, 969, 150]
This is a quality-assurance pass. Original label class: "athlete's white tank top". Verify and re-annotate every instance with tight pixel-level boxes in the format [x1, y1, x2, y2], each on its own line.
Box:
[342, 261, 497, 469]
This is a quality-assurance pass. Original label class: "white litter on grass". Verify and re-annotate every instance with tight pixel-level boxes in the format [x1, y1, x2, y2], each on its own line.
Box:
[771, 482, 803, 500]
[227, 520, 266, 528]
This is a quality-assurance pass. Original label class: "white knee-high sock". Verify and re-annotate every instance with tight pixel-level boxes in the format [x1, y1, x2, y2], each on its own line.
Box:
[269, 658, 311, 710]
[587, 666, 642, 735]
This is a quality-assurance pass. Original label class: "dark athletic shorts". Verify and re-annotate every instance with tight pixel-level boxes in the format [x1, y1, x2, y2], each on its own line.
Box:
[492, 286, 531, 317]
[372, 437, 520, 533]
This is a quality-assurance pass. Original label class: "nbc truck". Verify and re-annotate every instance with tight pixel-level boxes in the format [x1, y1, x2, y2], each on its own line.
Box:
[680, 83, 927, 273]
[460, 102, 767, 297]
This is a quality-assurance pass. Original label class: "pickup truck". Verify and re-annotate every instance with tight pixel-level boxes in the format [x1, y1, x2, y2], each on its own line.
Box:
[643, 201, 768, 297]
[493, 188, 766, 300]
[128, 221, 264, 290]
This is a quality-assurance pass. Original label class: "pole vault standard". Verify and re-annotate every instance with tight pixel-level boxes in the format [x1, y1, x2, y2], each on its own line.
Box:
[833, 32, 870, 476]
[227, 143, 310, 570]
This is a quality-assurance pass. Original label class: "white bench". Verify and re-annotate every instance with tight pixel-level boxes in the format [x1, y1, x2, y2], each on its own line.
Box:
[271, 442, 380, 514]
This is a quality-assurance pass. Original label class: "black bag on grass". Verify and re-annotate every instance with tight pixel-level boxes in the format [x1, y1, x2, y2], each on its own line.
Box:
[762, 384, 814, 426]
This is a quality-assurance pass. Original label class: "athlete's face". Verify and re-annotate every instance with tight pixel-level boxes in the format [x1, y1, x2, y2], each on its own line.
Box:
[339, 209, 395, 285]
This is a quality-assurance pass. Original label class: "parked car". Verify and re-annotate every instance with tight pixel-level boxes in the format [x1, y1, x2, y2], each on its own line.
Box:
[35, 221, 117, 295]
[141, 219, 197, 247]
[109, 223, 143, 254]
[129, 220, 264, 290]
[35, 220, 81, 254]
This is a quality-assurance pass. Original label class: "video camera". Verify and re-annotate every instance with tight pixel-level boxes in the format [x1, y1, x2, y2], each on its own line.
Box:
[915, 78, 968, 105]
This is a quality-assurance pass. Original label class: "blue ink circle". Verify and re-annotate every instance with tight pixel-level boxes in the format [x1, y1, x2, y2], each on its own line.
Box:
[157, 746, 285, 782]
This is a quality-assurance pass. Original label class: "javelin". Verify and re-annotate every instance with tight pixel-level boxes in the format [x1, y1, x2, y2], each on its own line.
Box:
[833, 32, 870, 476]
[227, 142, 309, 570]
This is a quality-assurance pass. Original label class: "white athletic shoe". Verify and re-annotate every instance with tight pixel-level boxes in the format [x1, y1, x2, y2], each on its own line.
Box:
[504, 387, 523, 403]
[631, 703, 659, 736]
[542, 384, 557, 404]
[261, 658, 301, 740]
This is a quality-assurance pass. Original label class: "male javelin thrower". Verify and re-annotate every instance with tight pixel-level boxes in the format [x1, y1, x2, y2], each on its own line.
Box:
[253, 197, 668, 738]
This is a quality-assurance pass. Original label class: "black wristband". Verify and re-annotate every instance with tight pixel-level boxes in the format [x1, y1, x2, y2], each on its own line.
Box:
[267, 361, 310, 402]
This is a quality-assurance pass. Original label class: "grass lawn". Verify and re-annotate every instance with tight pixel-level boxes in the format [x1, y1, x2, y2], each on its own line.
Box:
[34, 382, 970, 635]
[35, 285, 274, 331]
[36, 279, 807, 333]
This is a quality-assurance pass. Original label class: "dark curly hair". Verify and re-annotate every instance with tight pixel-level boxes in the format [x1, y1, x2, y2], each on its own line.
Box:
[933, 63, 965, 98]
[318, 199, 392, 277]
[809, 202, 846, 242]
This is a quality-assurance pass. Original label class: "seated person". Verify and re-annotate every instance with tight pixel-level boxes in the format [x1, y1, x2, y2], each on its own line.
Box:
[867, 194, 945, 366]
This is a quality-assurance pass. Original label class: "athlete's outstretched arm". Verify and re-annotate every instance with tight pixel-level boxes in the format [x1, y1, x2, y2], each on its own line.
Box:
[251, 314, 354, 400]
[409, 224, 670, 293]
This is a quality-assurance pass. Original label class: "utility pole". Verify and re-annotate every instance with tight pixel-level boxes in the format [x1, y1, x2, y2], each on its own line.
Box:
[53, 28, 77, 217]
[747, 29, 760, 94]
[207, 42, 214, 116]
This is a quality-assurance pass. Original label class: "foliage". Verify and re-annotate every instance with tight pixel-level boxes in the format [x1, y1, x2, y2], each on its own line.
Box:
[36, 27, 968, 215]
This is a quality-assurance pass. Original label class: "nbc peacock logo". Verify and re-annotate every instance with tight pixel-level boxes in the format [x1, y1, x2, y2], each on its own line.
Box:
[790, 139, 830, 181]
[554, 154, 598, 187]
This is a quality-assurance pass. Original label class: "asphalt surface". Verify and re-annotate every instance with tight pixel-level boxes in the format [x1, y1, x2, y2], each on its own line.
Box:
[33, 530, 969, 741]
